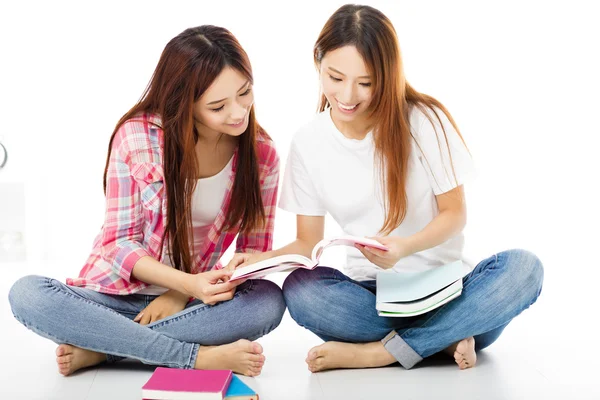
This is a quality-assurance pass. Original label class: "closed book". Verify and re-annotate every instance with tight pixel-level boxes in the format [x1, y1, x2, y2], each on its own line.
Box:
[142, 367, 233, 400]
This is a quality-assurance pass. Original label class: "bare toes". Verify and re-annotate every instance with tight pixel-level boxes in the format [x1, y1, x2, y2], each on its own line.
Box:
[251, 342, 263, 354]
[57, 354, 73, 363]
[247, 353, 265, 363]
[56, 344, 72, 356]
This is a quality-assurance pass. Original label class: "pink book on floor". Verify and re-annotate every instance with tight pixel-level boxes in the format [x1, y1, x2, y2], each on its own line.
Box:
[142, 367, 233, 400]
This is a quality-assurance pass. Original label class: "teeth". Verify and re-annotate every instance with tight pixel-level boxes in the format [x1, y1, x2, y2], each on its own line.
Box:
[338, 101, 358, 110]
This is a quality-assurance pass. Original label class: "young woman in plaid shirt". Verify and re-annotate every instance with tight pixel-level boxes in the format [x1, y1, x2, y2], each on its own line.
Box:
[9, 25, 284, 377]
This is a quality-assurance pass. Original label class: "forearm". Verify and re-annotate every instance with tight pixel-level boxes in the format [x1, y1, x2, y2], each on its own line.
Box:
[131, 256, 191, 296]
[404, 210, 466, 255]
[264, 238, 317, 259]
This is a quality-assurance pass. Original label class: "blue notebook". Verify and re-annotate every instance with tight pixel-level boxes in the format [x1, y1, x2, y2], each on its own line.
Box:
[376, 260, 470, 303]
[224, 375, 258, 400]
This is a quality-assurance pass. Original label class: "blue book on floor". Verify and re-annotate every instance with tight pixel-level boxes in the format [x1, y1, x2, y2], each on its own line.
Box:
[376, 260, 471, 317]
[224, 375, 258, 400]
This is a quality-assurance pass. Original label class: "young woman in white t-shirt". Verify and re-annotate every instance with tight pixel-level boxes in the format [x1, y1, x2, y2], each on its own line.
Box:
[248, 4, 543, 372]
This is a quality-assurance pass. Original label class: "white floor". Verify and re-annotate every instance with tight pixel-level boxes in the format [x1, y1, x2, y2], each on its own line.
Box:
[0, 264, 596, 400]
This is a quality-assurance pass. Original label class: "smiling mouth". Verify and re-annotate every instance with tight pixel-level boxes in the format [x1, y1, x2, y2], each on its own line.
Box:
[227, 117, 246, 127]
[336, 99, 360, 112]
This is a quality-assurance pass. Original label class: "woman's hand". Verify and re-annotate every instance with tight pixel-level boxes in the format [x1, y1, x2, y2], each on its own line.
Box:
[183, 269, 245, 305]
[354, 236, 414, 270]
[224, 252, 271, 273]
[134, 290, 189, 325]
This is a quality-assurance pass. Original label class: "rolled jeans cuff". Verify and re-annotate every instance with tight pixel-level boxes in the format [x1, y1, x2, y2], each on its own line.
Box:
[381, 330, 422, 369]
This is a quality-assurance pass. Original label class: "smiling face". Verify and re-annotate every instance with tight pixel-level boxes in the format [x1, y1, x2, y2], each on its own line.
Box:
[319, 45, 373, 125]
[193, 66, 254, 139]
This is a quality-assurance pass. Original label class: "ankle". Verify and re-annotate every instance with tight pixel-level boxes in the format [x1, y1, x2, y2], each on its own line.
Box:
[365, 342, 396, 367]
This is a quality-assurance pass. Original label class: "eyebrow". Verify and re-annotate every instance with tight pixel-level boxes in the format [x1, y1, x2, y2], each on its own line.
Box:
[206, 80, 250, 105]
[328, 67, 371, 80]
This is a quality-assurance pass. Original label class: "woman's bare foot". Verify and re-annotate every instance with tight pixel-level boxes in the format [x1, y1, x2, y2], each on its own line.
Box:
[444, 337, 476, 370]
[306, 341, 396, 373]
[55, 344, 107, 376]
[194, 339, 265, 377]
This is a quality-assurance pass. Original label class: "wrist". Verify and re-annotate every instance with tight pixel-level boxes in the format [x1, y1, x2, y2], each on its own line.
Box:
[395, 235, 418, 257]
[177, 272, 194, 297]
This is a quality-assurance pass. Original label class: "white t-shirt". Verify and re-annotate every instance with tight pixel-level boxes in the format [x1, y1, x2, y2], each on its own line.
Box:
[137, 156, 233, 295]
[279, 107, 476, 281]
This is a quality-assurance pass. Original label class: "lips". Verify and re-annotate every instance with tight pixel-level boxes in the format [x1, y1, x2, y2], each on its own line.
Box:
[338, 101, 359, 111]
[336, 99, 360, 114]
[228, 120, 244, 127]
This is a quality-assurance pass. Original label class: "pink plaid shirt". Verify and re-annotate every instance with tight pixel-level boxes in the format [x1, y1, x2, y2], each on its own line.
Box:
[66, 113, 279, 295]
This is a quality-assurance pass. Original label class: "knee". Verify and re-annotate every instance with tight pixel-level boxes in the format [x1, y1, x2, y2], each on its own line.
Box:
[502, 249, 544, 297]
[8, 275, 46, 318]
[249, 279, 286, 330]
[282, 268, 324, 322]
[282, 269, 312, 308]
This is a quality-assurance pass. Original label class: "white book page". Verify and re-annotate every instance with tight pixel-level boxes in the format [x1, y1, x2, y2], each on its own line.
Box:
[230, 254, 313, 281]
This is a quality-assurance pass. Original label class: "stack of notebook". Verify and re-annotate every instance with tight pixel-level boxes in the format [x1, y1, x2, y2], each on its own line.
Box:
[142, 367, 258, 400]
[376, 260, 471, 317]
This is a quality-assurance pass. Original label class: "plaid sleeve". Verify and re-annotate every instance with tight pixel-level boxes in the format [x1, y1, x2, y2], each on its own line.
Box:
[99, 121, 154, 283]
[235, 140, 280, 254]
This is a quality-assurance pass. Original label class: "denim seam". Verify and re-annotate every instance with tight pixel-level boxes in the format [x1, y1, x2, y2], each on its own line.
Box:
[185, 343, 200, 369]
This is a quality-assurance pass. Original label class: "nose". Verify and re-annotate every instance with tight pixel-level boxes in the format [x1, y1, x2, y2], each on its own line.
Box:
[230, 101, 248, 121]
[339, 82, 357, 104]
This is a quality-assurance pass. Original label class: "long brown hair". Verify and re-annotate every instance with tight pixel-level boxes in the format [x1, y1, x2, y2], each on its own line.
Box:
[103, 26, 265, 273]
[315, 4, 468, 234]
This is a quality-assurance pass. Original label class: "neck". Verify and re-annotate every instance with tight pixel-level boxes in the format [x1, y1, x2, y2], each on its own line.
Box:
[194, 122, 232, 148]
[330, 110, 372, 140]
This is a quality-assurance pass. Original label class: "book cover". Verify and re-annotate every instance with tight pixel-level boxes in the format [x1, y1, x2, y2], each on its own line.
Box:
[142, 367, 233, 400]
[376, 260, 469, 303]
[224, 375, 259, 400]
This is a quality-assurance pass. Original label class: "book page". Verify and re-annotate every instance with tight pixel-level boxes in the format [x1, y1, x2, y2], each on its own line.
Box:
[230, 254, 313, 281]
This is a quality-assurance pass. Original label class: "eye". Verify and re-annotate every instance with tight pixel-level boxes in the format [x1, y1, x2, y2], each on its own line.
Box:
[329, 75, 342, 82]
[359, 82, 372, 87]
[240, 87, 252, 96]
[211, 105, 224, 112]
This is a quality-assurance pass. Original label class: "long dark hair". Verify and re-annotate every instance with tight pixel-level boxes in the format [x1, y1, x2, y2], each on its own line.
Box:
[315, 5, 468, 234]
[103, 25, 265, 273]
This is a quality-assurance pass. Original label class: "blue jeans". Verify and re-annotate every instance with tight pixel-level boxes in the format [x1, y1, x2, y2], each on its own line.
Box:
[8, 276, 286, 369]
[283, 249, 543, 369]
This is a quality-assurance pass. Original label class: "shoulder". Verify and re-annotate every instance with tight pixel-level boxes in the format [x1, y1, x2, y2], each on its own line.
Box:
[289, 111, 330, 152]
[112, 113, 163, 161]
[408, 104, 457, 144]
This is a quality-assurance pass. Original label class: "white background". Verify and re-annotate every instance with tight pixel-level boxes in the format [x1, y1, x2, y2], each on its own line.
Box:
[1, 0, 598, 337]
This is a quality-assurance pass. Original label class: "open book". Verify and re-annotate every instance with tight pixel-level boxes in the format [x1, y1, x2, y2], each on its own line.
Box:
[229, 235, 388, 282]
[376, 260, 471, 317]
